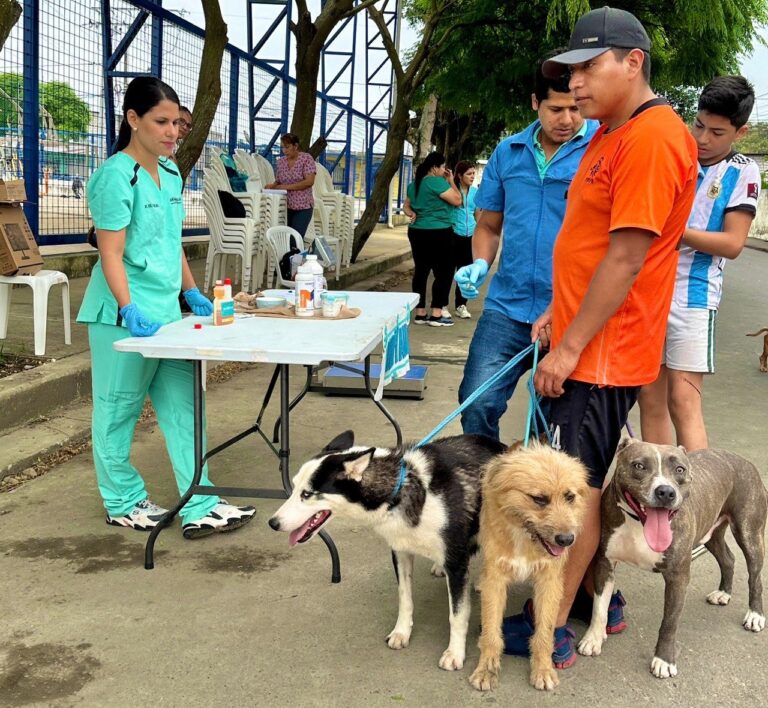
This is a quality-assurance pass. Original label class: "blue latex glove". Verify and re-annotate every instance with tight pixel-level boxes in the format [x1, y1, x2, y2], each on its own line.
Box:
[119, 304, 161, 337]
[183, 287, 214, 316]
[454, 259, 489, 299]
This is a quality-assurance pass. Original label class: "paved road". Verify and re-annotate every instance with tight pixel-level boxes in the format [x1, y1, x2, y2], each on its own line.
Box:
[0, 248, 766, 706]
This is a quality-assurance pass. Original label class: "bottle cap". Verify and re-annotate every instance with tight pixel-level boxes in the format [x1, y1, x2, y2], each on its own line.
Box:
[194, 323, 203, 330]
[215, 279, 223, 285]
[224, 278, 232, 285]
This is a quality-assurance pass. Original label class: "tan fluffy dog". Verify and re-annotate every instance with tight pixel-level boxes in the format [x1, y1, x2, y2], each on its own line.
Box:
[469, 444, 589, 692]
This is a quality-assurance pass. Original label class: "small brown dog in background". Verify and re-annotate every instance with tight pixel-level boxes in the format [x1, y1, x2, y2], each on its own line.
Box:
[747, 328, 768, 372]
[469, 444, 589, 692]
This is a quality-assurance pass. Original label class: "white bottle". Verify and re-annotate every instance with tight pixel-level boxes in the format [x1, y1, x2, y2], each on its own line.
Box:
[294, 262, 315, 317]
[305, 254, 325, 310]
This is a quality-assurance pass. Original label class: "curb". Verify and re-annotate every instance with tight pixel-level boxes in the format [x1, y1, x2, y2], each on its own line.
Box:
[0, 246, 413, 481]
[42, 240, 210, 280]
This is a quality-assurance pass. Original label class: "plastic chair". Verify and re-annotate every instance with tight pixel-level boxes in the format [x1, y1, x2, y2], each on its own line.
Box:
[0, 269, 72, 356]
[265, 226, 306, 288]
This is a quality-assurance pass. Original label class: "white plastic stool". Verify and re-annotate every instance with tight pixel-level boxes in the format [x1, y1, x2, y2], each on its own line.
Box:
[0, 269, 72, 356]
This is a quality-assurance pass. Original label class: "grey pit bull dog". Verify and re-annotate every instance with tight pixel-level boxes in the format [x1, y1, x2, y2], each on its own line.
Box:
[579, 439, 767, 679]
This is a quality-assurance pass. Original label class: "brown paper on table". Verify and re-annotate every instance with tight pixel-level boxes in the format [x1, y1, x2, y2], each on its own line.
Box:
[233, 291, 360, 320]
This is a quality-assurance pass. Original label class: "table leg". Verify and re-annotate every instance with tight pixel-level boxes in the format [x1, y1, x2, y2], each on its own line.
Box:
[145, 359, 205, 570]
[278, 364, 341, 583]
[362, 356, 403, 449]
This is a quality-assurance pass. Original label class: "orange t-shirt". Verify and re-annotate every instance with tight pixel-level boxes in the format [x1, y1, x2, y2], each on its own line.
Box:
[551, 103, 697, 387]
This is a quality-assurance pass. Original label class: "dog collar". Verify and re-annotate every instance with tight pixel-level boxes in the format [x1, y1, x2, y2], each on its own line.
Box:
[391, 460, 408, 500]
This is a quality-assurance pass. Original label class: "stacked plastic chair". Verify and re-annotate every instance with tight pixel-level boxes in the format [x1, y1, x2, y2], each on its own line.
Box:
[201, 177, 260, 292]
[313, 162, 355, 267]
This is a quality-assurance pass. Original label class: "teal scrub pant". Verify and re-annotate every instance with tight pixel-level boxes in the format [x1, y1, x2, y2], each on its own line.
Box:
[88, 323, 219, 523]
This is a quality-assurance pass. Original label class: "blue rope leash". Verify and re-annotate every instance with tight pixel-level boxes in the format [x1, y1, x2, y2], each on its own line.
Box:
[392, 341, 546, 499]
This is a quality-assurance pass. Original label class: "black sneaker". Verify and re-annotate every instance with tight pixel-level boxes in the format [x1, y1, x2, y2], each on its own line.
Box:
[428, 315, 454, 327]
[413, 314, 428, 325]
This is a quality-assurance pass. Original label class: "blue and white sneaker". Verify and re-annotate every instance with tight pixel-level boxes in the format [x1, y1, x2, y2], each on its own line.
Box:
[106, 499, 168, 531]
[428, 315, 454, 327]
[182, 501, 256, 539]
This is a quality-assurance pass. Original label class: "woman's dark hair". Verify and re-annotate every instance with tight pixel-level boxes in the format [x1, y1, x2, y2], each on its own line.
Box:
[453, 160, 474, 190]
[414, 151, 446, 197]
[280, 132, 301, 147]
[114, 76, 180, 152]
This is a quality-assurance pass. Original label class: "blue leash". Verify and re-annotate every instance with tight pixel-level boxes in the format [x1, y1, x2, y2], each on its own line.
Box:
[392, 342, 549, 499]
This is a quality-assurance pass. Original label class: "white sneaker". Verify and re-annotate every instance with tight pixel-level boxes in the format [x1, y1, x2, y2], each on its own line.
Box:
[106, 499, 168, 531]
[183, 501, 256, 539]
[441, 307, 451, 319]
[456, 305, 472, 319]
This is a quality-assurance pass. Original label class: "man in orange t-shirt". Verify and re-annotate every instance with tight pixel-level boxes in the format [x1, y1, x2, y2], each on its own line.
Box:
[497, 7, 697, 674]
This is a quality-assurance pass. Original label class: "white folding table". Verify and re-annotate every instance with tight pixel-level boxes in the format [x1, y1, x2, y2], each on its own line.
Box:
[115, 290, 419, 582]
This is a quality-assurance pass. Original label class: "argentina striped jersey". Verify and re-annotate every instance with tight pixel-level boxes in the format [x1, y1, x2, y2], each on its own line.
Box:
[673, 152, 760, 310]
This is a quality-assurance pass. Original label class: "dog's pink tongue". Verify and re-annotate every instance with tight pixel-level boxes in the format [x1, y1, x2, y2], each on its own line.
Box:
[643, 508, 673, 553]
[288, 518, 314, 547]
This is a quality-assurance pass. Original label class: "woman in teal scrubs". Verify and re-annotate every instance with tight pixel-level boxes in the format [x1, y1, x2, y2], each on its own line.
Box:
[78, 77, 255, 539]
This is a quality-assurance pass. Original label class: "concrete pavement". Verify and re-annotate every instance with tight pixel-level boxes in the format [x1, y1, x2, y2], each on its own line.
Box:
[0, 245, 767, 706]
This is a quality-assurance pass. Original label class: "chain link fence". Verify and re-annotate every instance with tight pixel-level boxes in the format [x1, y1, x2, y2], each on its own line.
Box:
[0, 0, 410, 245]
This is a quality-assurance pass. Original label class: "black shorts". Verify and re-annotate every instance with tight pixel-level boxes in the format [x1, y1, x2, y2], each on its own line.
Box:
[548, 380, 639, 489]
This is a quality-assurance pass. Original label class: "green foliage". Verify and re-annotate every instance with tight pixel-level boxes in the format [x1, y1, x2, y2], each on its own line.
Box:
[415, 0, 768, 162]
[0, 73, 90, 134]
[736, 122, 768, 155]
[39, 81, 91, 134]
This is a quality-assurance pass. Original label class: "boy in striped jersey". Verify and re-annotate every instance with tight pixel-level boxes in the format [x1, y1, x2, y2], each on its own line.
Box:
[639, 76, 760, 450]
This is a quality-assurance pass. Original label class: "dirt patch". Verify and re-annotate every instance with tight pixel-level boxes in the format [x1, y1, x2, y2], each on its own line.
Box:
[0, 642, 100, 706]
[194, 546, 289, 575]
[0, 355, 45, 380]
[0, 533, 169, 574]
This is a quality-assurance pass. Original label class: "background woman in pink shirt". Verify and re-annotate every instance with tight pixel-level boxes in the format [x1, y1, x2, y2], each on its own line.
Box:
[267, 132, 317, 237]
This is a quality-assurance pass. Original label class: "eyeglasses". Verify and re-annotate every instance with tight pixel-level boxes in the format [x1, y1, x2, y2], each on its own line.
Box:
[177, 120, 192, 129]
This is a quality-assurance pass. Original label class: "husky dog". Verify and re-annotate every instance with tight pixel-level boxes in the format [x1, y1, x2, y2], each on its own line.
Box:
[269, 430, 506, 670]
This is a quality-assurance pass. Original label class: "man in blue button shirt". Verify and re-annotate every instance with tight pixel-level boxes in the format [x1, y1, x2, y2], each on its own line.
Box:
[455, 52, 599, 440]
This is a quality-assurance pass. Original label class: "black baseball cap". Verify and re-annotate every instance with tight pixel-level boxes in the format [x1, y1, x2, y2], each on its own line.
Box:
[542, 6, 651, 78]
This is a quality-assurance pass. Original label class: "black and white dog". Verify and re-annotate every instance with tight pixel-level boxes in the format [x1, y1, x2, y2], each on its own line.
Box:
[269, 430, 506, 670]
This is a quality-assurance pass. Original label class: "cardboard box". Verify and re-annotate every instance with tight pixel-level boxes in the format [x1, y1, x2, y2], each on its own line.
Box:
[0, 180, 43, 276]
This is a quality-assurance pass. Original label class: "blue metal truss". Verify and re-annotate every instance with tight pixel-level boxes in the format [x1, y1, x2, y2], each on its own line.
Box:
[365, 0, 399, 206]
[100, 0, 164, 154]
[320, 7, 358, 192]
[247, 0, 292, 155]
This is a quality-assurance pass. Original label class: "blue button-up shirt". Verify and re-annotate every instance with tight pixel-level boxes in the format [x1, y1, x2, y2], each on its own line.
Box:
[476, 118, 599, 324]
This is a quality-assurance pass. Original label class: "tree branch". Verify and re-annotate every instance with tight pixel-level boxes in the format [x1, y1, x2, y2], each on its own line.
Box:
[341, 0, 380, 20]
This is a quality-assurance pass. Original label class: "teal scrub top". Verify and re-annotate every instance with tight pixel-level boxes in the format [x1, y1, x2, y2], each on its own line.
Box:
[406, 175, 455, 230]
[77, 152, 186, 327]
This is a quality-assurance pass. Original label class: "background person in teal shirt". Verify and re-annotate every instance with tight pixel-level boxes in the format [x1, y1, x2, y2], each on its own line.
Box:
[450, 161, 479, 319]
[403, 152, 462, 326]
[77, 77, 256, 539]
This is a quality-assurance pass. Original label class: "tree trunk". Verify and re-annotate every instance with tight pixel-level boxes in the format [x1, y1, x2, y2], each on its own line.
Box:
[414, 93, 438, 165]
[174, 0, 228, 182]
[289, 10, 321, 151]
[0, 0, 21, 52]
[351, 99, 411, 260]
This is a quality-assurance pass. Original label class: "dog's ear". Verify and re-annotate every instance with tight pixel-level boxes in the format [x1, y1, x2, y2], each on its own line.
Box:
[508, 439, 524, 452]
[342, 448, 375, 482]
[323, 430, 354, 453]
[616, 436, 634, 453]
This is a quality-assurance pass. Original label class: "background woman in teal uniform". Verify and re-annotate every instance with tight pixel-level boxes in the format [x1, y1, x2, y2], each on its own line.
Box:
[77, 77, 256, 539]
[402, 152, 461, 327]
